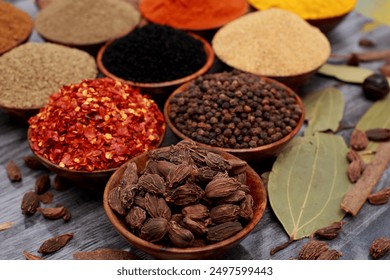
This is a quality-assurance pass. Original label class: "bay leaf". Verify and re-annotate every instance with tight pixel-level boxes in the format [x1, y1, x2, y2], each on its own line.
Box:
[318, 64, 374, 84]
[356, 94, 390, 162]
[268, 133, 350, 240]
[303, 87, 344, 136]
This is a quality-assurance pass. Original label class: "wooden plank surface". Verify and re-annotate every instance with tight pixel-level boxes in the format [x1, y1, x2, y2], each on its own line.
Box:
[1, 0, 389, 260]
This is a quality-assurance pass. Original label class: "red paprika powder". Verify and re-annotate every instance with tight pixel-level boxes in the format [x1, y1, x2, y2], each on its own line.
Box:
[28, 78, 165, 171]
[139, 0, 248, 30]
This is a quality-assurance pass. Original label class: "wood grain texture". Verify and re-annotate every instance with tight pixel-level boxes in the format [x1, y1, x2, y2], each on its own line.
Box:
[1, 1, 390, 260]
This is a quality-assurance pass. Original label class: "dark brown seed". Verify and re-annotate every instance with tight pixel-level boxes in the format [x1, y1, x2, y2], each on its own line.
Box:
[23, 155, 46, 170]
[182, 204, 209, 221]
[359, 38, 376, 47]
[182, 217, 208, 236]
[156, 160, 177, 177]
[227, 158, 247, 175]
[38, 206, 66, 220]
[165, 182, 204, 206]
[63, 207, 71, 222]
[166, 164, 192, 188]
[192, 239, 207, 247]
[138, 174, 166, 195]
[298, 240, 329, 260]
[133, 195, 146, 209]
[204, 152, 230, 171]
[350, 129, 369, 151]
[347, 54, 360, 66]
[38, 233, 74, 254]
[38, 191, 54, 204]
[207, 221, 243, 243]
[368, 187, 390, 205]
[313, 221, 345, 240]
[139, 218, 169, 243]
[34, 175, 51, 194]
[235, 172, 247, 184]
[346, 150, 364, 163]
[6, 160, 22, 182]
[196, 166, 218, 182]
[121, 162, 139, 185]
[217, 190, 246, 204]
[365, 128, 390, 142]
[210, 204, 240, 224]
[125, 206, 147, 230]
[168, 221, 195, 248]
[370, 237, 390, 259]
[108, 186, 127, 216]
[362, 73, 390, 101]
[73, 248, 139, 260]
[347, 159, 364, 183]
[23, 251, 42, 260]
[240, 194, 254, 221]
[120, 183, 137, 210]
[205, 174, 240, 198]
[316, 249, 342, 260]
[171, 214, 184, 223]
[21, 191, 40, 215]
[145, 193, 171, 220]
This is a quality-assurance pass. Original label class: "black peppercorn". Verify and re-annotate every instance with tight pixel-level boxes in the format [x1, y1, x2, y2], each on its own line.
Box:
[362, 73, 390, 101]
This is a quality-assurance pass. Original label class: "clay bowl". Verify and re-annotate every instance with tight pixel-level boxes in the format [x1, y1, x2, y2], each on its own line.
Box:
[103, 148, 267, 260]
[164, 78, 305, 162]
[27, 125, 166, 192]
[97, 33, 215, 95]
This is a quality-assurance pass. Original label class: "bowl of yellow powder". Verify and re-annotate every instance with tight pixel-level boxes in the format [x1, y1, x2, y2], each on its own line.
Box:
[247, 0, 356, 33]
[212, 9, 331, 90]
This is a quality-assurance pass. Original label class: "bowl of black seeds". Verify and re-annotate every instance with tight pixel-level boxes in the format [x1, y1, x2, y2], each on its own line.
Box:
[97, 24, 215, 95]
[164, 71, 305, 161]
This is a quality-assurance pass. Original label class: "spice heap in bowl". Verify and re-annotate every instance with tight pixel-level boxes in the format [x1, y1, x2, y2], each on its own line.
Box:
[139, 0, 248, 31]
[34, 0, 140, 52]
[164, 71, 304, 161]
[0, 1, 33, 55]
[212, 9, 331, 90]
[97, 24, 215, 95]
[248, 0, 356, 33]
[0, 42, 97, 120]
[28, 78, 166, 189]
[104, 140, 267, 259]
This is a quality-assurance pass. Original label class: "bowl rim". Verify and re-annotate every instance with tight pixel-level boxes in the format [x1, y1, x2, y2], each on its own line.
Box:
[103, 148, 267, 256]
[163, 76, 305, 155]
[26, 118, 167, 175]
[96, 32, 215, 89]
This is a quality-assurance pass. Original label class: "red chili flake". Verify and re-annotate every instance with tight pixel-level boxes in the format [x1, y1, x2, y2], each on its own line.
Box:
[29, 78, 165, 171]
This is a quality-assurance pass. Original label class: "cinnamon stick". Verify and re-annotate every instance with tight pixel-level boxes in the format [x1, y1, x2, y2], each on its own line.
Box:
[341, 143, 390, 216]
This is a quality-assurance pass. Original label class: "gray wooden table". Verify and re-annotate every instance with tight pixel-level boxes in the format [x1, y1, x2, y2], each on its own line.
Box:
[1, 0, 389, 260]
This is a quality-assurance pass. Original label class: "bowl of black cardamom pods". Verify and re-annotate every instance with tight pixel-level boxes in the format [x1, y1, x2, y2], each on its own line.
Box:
[103, 140, 267, 260]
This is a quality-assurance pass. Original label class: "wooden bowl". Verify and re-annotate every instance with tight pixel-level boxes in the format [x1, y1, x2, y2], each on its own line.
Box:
[97, 33, 215, 95]
[27, 125, 166, 192]
[103, 148, 267, 259]
[307, 11, 350, 34]
[0, 103, 39, 124]
[164, 78, 305, 162]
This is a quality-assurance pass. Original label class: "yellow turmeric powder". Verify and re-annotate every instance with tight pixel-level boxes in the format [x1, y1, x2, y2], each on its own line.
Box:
[248, 0, 356, 20]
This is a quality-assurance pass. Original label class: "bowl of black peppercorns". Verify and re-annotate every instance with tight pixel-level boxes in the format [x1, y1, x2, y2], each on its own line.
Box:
[164, 71, 305, 162]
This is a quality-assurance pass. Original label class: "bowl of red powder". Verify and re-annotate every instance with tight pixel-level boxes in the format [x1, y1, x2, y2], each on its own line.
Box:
[27, 78, 166, 190]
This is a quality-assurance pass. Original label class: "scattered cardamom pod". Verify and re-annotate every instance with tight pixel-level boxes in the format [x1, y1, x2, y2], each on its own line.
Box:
[38, 233, 74, 254]
[23, 155, 46, 170]
[313, 221, 345, 240]
[298, 240, 329, 260]
[34, 175, 51, 194]
[38, 206, 66, 220]
[23, 251, 42, 260]
[6, 160, 22, 182]
[316, 249, 342, 260]
[346, 149, 364, 163]
[168, 221, 194, 248]
[165, 182, 204, 206]
[38, 191, 54, 204]
[347, 159, 364, 183]
[125, 206, 146, 230]
[368, 187, 390, 205]
[21, 191, 40, 216]
[139, 218, 169, 243]
[210, 204, 240, 224]
[369, 237, 390, 259]
[350, 129, 369, 151]
[207, 221, 243, 243]
[365, 128, 390, 142]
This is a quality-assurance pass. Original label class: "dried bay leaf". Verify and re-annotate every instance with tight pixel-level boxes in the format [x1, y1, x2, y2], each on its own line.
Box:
[318, 64, 390, 84]
[303, 87, 344, 136]
[356, 94, 390, 162]
[268, 133, 350, 240]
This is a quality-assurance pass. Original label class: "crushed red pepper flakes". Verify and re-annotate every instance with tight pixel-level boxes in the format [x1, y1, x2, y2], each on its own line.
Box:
[29, 78, 165, 171]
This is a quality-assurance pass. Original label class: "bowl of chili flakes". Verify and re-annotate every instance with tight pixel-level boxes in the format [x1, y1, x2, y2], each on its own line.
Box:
[27, 77, 166, 190]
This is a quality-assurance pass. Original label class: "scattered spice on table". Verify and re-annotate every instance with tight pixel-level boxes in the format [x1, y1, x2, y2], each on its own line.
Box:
[28, 78, 166, 171]
[0, 2, 33, 55]
[212, 9, 331, 77]
[38, 233, 74, 254]
[6, 160, 22, 182]
[369, 237, 390, 259]
[0, 42, 97, 109]
[101, 24, 207, 83]
[139, 0, 248, 30]
[248, 0, 356, 20]
[168, 71, 303, 149]
[35, 0, 140, 45]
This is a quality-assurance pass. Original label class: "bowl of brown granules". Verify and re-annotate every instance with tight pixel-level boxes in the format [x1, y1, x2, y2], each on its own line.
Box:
[103, 140, 267, 259]
[164, 71, 305, 162]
